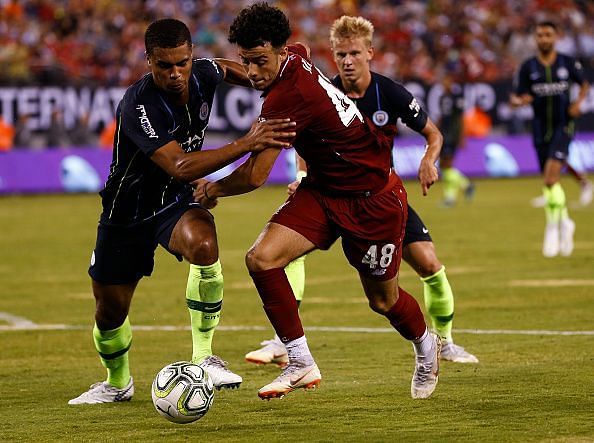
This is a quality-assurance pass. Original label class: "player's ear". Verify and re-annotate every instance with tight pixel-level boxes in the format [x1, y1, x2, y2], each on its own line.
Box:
[367, 45, 375, 62]
[146, 51, 151, 65]
[279, 45, 289, 62]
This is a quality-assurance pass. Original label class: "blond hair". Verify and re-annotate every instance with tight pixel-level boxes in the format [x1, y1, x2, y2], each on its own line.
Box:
[329, 15, 374, 47]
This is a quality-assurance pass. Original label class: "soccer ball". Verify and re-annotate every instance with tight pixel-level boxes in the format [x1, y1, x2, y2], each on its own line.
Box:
[151, 361, 215, 424]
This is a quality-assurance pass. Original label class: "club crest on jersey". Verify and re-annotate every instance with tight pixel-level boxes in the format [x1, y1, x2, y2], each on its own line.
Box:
[372, 110, 389, 126]
[199, 102, 209, 121]
[556, 67, 569, 80]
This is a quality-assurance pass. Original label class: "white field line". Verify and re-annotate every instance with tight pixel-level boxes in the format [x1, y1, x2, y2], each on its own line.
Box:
[0, 313, 593, 335]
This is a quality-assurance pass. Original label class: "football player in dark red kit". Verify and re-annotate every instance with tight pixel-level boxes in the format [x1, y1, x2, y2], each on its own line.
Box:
[195, 2, 441, 400]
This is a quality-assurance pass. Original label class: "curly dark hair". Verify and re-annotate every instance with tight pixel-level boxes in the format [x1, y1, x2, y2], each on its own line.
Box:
[228, 2, 291, 49]
[145, 18, 192, 56]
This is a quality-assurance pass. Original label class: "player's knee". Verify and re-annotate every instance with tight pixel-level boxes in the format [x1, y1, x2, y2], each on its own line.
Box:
[245, 246, 265, 272]
[368, 297, 392, 316]
[417, 259, 442, 278]
[245, 245, 281, 272]
[95, 298, 129, 330]
[184, 235, 218, 265]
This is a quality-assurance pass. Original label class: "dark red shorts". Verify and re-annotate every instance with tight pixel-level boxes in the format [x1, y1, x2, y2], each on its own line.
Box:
[270, 172, 408, 280]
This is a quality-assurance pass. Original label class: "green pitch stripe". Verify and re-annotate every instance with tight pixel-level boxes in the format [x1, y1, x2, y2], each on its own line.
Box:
[186, 299, 222, 313]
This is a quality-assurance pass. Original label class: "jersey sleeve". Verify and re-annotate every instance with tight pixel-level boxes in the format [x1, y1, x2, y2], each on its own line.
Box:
[193, 58, 225, 88]
[120, 101, 175, 156]
[568, 57, 586, 85]
[514, 61, 530, 95]
[384, 82, 427, 132]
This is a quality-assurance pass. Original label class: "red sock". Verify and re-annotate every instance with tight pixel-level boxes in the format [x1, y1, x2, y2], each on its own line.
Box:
[385, 287, 427, 340]
[249, 268, 304, 342]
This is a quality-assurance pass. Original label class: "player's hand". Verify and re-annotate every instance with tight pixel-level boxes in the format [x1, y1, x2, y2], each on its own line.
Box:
[568, 102, 582, 119]
[243, 118, 296, 152]
[192, 178, 218, 209]
[509, 94, 532, 107]
[287, 179, 300, 195]
[418, 158, 439, 196]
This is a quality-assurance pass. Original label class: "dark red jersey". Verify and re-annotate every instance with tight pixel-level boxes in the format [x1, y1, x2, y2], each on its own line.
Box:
[260, 45, 395, 194]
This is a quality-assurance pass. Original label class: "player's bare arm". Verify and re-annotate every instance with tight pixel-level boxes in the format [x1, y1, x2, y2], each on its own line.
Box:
[417, 118, 443, 196]
[150, 118, 295, 183]
[568, 81, 590, 118]
[195, 146, 285, 206]
[509, 93, 533, 107]
[214, 58, 252, 87]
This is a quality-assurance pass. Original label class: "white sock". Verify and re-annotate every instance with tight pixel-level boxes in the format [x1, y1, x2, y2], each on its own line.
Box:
[284, 336, 314, 366]
[412, 328, 432, 358]
[273, 334, 284, 347]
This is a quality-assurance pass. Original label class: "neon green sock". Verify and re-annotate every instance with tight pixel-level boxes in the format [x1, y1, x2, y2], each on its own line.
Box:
[543, 183, 567, 224]
[441, 168, 459, 202]
[186, 261, 223, 364]
[285, 255, 306, 302]
[93, 317, 132, 388]
[420, 266, 454, 342]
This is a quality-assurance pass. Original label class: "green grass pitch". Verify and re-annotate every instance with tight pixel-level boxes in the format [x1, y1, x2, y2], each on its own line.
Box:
[1, 176, 593, 442]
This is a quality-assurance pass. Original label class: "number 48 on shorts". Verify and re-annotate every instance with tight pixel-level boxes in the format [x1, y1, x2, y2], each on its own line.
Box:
[362, 243, 396, 270]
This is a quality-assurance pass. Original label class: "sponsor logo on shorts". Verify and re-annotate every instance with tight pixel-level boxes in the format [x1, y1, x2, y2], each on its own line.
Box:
[422, 227, 429, 234]
[90, 250, 96, 266]
[371, 268, 387, 276]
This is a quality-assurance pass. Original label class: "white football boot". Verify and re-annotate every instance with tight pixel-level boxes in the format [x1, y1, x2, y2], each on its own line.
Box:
[198, 355, 242, 390]
[542, 222, 560, 257]
[559, 218, 576, 257]
[441, 341, 479, 363]
[530, 195, 546, 208]
[579, 180, 593, 207]
[245, 338, 289, 367]
[258, 362, 321, 400]
[68, 377, 134, 405]
[411, 333, 441, 399]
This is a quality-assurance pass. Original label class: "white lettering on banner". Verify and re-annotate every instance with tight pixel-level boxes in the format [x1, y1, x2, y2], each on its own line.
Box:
[18, 88, 40, 128]
[225, 88, 261, 130]
[39, 87, 63, 127]
[63, 88, 90, 127]
[0, 88, 17, 123]
[0, 87, 125, 131]
[89, 89, 116, 129]
[208, 95, 226, 131]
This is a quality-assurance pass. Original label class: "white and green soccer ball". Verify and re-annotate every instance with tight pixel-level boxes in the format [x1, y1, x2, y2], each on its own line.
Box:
[151, 361, 215, 424]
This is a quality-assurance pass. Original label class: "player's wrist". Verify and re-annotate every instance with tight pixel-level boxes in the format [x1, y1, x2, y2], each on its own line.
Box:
[203, 183, 217, 201]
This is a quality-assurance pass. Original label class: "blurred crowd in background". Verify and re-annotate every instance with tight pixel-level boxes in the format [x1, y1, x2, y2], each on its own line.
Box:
[0, 0, 593, 149]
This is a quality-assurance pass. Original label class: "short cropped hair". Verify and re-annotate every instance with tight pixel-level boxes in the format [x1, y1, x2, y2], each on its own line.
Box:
[145, 18, 192, 56]
[536, 20, 557, 32]
[330, 16, 374, 48]
[228, 2, 291, 49]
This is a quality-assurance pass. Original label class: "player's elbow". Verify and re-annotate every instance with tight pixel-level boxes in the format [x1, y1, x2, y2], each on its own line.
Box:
[171, 158, 202, 183]
[247, 172, 267, 189]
